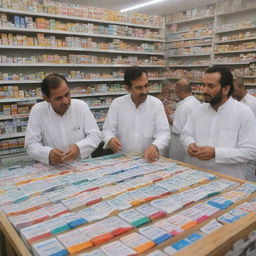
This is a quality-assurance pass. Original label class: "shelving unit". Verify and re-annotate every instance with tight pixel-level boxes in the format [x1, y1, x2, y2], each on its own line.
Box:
[165, 0, 256, 102]
[0, 0, 165, 160]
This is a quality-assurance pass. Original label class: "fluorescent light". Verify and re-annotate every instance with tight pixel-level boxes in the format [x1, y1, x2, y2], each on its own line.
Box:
[120, 0, 166, 12]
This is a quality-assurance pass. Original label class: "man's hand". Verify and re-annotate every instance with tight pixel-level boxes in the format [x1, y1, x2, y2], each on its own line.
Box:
[194, 146, 215, 160]
[187, 143, 199, 157]
[61, 144, 80, 163]
[144, 144, 159, 163]
[49, 148, 65, 165]
[108, 137, 122, 153]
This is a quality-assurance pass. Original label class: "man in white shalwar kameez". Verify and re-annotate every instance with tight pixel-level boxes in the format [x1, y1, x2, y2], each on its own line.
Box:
[25, 73, 102, 165]
[169, 78, 200, 162]
[102, 66, 170, 162]
[181, 66, 256, 179]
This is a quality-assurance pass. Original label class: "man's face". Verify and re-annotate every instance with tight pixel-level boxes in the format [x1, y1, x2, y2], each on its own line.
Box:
[128, 72, 149, 105]
[46, 80, 71, 115]
[203, 72, 226, 106]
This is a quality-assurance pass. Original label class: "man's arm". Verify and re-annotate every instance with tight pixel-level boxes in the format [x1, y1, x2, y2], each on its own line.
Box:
[74, 103, 102, 159]
[25, 105, 53, 164]
[102, 101, 120, 150]
[151, 102, 171, 152]
[215, 111, 256, 164]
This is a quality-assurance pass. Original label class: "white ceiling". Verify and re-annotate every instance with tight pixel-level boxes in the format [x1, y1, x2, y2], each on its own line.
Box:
[56, 0, 220, 16]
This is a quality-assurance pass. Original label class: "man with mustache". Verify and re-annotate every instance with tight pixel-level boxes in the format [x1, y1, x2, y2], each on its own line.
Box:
[25, 73, 102, 165]
[102, 66, 170, 162]
[181, 66, 256, 179]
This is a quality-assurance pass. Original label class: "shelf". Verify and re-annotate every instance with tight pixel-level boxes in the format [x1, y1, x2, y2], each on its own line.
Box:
[243, 76, 256, 79]
[245, 83, 256, 86]
[166, 15, 215, 25]
[168, 53, 211, 57]
[216, 26, 256, 34]
[89, 105, 110, 110]
[166, 77, 203, 83]
[0, 26, 164, 43]
[212, 62, 250, 65]
[214, 49, 256, 54]
[167, 43, 213, 48]
[0, 97, 40, 103]
[0, 63, 166, 68]
[0, 114, 29, 121]
[166, 36, 213, 43]
[0, 132, 26, 140]
[166, 27, 212, 35]
[168, 64, 210, 67]
[0, 147, 26, 156]
[215, 37, 256, 44]
[0, 77, 165, 85]
[0, 8, 163, 29]
[0, 45, 165, 55]
[216, 6, 256, 17]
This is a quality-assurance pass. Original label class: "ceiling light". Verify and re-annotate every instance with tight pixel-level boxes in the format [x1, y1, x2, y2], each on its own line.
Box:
[120, 0, 166, 12]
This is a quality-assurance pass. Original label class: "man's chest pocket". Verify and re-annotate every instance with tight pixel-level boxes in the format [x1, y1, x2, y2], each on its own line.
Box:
[217, 130, 238, 148]
[71, 125, 84, 142]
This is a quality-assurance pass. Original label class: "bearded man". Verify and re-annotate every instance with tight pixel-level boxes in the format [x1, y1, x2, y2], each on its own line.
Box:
[181, 66, 256, 179]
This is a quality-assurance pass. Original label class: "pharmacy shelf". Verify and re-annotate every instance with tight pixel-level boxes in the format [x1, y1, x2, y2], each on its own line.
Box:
[243, 76, 256, 79]
[88, 105, 110, 110]
[0, 148, 26, 157]
[168, 64, 210, 67]
[215, 37, 256, 44]
[0, 63, 166, 68]
[166, 36, 213, 43]
[216, 26, 256, 34]
[212, 62, 251, 65]
[168, 53, 211, 57]
[245, 83, 256, 87]
[167, 43, 213, 48]
[0, 8, 163, 29]
[214, 49, 256, 54]
[166, 15, 215, 25]
[0, 97, 40, 103]
[0, 45, 165, 56]
[0, 132, 26, 140]
[0, 77, 165, 85]
[216, 6, 256, 17]
[166, 27, 213, 35]
[0, 26, 164, 43]
[166, 77, 203, 82]
[0, 114, 29, 121]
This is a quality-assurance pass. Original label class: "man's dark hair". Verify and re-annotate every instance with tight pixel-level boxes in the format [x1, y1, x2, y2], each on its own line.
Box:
[205, 66, 234, 96]
[124, 66, 148, 88]
[41, 73, 68, 97]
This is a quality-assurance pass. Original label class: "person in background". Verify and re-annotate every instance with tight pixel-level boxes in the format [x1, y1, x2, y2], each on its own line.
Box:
[181, 66, 256, 179]
[25, 73, 102, 165]
[232, 77, 256, 116]
[102, 66, 170, 162]
[169, 78, 200, 162]
[232, 77, 256, 181]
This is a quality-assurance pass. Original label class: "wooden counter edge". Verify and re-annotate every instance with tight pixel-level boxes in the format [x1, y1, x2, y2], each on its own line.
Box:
[0, 211, 32, 256]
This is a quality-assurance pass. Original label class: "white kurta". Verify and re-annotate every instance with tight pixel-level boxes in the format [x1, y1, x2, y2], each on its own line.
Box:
[240, 92, 256, 181]
[181, 97, 256, 179]
[169, 96, 201, 162]
[102, 94, 170, 155]
[25, 99, 102, 164]
[241, 92, 256, 116]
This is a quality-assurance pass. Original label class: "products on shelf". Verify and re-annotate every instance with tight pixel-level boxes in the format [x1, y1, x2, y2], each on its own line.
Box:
[167, 38, 212, 49]
[0, 102, 34, 116]
[166, 28, 213, 42]
[0, 0, 163, 27]
[167, 22, 213, 35]
[0, 86, 41, 99]
[166, 5, 215, 23]
[216, 0, 256, 15]
[216, 19, 256, 33]
[0, 53, 165, 66]
[167, 46, 212, 56]
[214, 53, 256, 63]
[0, 137, 24, 150]
[217, 30, 256, 43]
[214, 41, 256, 53]
[0, 119, 27, 136]
[165, 69, 205, 81]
